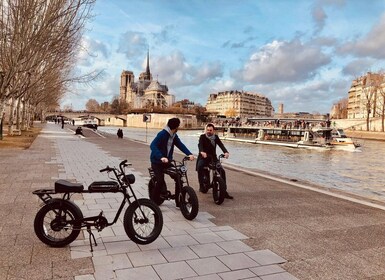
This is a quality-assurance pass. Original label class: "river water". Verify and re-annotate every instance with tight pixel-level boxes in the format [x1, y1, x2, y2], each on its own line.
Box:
[99, 126, 385, 203]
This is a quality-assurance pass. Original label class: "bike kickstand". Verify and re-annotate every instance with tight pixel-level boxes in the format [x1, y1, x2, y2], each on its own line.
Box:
[86, 226, 97, 252]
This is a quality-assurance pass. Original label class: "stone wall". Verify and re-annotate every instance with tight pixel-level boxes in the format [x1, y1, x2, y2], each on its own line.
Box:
[334, 118, 385, 132]
[124, 113, 198, 129]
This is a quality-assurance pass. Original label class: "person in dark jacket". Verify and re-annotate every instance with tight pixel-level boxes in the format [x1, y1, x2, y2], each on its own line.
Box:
[196, 123, 233, 199]
[150, 118, 194, 199]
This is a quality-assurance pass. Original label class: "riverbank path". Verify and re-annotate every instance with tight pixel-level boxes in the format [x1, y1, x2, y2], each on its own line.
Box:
[0, 122, 296, 280]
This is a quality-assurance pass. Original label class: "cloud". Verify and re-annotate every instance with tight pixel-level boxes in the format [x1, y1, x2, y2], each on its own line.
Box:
[342, 59, 374, 77]
[312, 4, 327, 35]
[76, 37, 109, 66]
[152, 25, 178, 46]
[117, 31, 148, 61]
[338, 13, 385, 58]
[233, 38, 331, 84]
[151, 51, 223, 87]
[221, 36, 258, 49]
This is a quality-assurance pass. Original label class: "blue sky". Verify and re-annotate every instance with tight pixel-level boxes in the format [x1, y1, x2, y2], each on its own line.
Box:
[64, 0, 385, 114]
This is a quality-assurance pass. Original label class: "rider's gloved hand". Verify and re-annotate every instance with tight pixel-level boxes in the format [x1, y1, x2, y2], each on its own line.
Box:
[188, 154, 195, 161]
[161, 157, 169, 163]
[224, 152, 229, 159]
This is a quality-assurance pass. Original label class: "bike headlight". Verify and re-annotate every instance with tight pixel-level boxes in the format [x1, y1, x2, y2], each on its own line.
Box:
[180, 166, 188, 173]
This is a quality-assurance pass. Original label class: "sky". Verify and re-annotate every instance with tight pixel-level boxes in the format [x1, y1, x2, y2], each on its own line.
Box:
[63, 0, 385, 114]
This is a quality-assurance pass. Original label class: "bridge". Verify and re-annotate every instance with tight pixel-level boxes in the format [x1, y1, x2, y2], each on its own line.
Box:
[46, 111, 129, 126]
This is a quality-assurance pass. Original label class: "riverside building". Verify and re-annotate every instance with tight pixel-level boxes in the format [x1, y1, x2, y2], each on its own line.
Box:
[119, 51, 175, 109]
[347, 72, 385, 119]
[205, 90, 274, 118]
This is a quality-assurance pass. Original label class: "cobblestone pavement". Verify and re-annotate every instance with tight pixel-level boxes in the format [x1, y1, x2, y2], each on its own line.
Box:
[0, 123, 298, 280]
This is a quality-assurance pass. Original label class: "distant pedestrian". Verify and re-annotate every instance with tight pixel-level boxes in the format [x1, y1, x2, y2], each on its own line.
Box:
[61, 117, 64, 129]
[75, 127, 84, 136]
[117, 129, 123, 139]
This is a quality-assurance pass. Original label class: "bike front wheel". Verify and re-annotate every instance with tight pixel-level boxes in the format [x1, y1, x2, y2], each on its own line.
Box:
[34, 200, 83, 247]
[179, 186, 199, 220]
[123, 198, 163, 245]
[212, 176, 226, 205]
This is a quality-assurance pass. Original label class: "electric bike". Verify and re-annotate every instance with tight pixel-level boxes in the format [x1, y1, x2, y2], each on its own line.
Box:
[148, 156, 199, 220]
[33, 160, 163, 252]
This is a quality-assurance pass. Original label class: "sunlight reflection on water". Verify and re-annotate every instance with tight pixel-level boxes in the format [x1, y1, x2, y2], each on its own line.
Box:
[99, 126, 385, 203]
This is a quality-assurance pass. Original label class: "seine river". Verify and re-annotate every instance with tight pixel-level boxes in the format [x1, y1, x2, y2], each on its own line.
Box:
[99, 126, 385, 204]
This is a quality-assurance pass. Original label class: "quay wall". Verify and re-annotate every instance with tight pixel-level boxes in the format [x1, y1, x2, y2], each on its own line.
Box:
[124, 113, 198, 129]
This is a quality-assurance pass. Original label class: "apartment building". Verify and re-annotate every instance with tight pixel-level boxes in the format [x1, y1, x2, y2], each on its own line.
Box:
[205, 90, 274, 118]
[347, 72, 384, 119]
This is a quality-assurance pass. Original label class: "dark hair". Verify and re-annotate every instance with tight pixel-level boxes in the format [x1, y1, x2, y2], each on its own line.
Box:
[206, 123, 215, 130]
[167, 118, 180, 130]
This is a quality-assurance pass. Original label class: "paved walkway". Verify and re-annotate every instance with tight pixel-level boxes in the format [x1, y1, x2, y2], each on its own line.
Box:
[0, 123, 297, 280]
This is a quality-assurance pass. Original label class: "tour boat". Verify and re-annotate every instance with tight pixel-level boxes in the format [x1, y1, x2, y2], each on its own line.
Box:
[222, 126, 360, 151]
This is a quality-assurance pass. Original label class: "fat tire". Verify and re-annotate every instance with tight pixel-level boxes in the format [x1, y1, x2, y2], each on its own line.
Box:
[148, 178, 165, 205]
[34, 200, 83, 247]
[212, 176, 226, 205]
[179, 186, 199, 220]
[123, 198, 163, 244]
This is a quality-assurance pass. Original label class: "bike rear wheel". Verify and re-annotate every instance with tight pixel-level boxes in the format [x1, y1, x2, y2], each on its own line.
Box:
[179, 186, 199, 220]
[123, 198, 163, 245]
[212, 176, 226, 205]
[148, 178, 165, 206]
[34, 200, 83, 247]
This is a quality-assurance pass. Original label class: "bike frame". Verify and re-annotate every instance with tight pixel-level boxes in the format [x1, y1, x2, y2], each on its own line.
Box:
[149, 156, 191, 195]
[33, 160, 149, 250]
[204, 154, 225, 187]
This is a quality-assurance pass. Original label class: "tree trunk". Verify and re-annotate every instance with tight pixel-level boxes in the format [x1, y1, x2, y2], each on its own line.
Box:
[16, 98, 21, 130]
[7, 98, 15, 135]
[21, 99, 26, 130]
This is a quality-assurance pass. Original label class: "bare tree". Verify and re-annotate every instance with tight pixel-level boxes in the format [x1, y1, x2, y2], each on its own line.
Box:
[85, 99, 100, 112]
[331, 98, 348, 119]
[374, 72, 385, 132]
[361, 72, 383, 131]
[0, 0, 96, 135]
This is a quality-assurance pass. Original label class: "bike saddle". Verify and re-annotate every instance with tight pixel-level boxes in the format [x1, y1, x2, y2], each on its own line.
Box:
[55, 179, 84, 193]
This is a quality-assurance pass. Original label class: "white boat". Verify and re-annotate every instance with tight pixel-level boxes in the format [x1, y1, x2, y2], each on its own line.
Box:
[73, 117, 98, 129]
[313, 127, 360, 151]
[222, 126, 359, 151]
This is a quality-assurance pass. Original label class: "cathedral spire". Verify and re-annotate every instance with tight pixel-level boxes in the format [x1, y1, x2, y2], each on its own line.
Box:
[146, 49, 150, 77]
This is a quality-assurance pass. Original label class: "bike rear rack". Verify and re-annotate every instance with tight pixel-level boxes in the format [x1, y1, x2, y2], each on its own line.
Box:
[32, 189, 56, 204]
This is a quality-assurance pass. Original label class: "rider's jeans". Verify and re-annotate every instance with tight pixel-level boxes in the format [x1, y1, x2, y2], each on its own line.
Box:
[151, 163, 168, 195]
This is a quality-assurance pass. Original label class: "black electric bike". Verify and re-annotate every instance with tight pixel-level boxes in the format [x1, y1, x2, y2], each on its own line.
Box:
[148, 156, 199, 220]
[200, 154, 227, 205]
[33, 160, 163, 252]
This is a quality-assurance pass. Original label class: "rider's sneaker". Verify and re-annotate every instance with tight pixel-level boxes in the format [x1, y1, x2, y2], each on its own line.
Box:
[224, 192, 233, 199]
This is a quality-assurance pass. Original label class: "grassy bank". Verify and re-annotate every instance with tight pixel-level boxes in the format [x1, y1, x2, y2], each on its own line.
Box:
[0, 123, 42, 149]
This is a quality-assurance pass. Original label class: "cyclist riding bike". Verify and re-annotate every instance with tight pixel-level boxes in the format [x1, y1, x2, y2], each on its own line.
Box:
[196, 123, 233, 199]
[150, 118, 195, 203]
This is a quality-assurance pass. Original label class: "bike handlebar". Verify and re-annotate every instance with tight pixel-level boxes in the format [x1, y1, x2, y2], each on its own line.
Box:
[100, 160, 131, 173]
[100, 166, 113, 173]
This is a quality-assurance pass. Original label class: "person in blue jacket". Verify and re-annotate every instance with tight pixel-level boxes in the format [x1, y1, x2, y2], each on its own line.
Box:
[150, 118, 195, 200]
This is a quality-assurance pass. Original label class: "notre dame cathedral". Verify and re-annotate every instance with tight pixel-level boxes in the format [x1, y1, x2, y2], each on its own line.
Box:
[119, 51, 175, 109]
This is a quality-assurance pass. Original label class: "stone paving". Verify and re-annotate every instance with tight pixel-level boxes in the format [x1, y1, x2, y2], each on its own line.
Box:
[38, 123, 298, 280]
